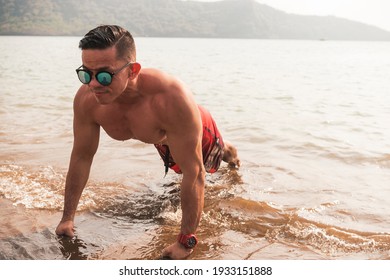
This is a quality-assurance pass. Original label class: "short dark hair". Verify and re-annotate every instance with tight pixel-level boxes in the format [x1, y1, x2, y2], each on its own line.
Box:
[79, 25, 136, 61]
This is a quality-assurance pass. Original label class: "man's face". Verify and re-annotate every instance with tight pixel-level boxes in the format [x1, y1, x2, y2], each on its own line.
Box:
[81, 46, 130, 104]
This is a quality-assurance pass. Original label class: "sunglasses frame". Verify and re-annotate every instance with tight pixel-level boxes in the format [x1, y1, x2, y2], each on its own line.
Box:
[76, 61, 133, 86]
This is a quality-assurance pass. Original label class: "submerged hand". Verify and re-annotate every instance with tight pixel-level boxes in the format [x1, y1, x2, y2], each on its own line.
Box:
[55, 220, 75, 238]
[162, 241, 193, 260]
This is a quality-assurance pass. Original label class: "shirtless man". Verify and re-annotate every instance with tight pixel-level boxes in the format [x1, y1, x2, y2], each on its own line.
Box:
[55, 25, 240, 260]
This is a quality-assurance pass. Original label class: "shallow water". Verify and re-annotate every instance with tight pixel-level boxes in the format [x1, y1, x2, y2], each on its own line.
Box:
[1, 36, 390, 259]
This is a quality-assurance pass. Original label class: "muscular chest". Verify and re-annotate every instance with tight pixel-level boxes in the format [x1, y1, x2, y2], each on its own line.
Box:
[95, 105, 166, 144]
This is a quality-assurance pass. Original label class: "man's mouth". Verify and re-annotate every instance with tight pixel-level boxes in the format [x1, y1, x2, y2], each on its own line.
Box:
[92, 89, 108, 95]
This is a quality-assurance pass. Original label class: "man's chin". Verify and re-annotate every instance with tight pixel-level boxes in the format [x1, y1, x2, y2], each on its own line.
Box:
[94, 94, 112, 105]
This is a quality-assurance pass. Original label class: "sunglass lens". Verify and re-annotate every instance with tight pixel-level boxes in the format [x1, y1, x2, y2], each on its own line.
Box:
[96, 72, 112, 86]
[77, 70, 91, 84]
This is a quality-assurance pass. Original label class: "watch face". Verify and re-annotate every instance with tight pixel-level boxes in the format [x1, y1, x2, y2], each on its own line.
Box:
[187, 236, 197, 248]
[178, 233, 198, 249]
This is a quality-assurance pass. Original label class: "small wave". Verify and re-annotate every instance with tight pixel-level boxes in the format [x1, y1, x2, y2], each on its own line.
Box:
[91, 183, 182, 224]
[0, 164, 132, 211]
[199, 192, 390, 258]
[323, 151, 390, 168]
[0, 163, 186, 224]
[0, 164, 65, 210]
[275, 214, 390, 256]
[275, 140, 390, 169]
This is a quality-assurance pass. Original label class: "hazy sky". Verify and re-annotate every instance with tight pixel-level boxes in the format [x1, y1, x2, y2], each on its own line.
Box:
[191, 0, 390, 31]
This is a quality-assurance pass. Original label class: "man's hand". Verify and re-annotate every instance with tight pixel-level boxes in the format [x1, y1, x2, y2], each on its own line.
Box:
[162, 241, 193, 260]
[55, 220, 75, 238]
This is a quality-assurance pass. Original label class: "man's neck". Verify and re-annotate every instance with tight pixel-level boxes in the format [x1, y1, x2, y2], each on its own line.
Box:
[115, 74, 143, 104]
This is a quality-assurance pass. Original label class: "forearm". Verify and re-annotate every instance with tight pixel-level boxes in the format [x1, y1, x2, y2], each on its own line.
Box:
[61, 156, 93, 222]
[180, 170, 205, 234]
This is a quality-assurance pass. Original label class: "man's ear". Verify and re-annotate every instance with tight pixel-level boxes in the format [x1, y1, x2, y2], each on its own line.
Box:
[129, 62, 141, 79]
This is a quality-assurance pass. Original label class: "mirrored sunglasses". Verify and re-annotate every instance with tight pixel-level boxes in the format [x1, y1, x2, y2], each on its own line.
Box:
[76, 61, 132, 86]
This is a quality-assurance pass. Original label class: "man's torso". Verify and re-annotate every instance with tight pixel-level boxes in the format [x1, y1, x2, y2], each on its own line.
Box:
[93, 98, 167, 144]
[78, 68, 192, 145]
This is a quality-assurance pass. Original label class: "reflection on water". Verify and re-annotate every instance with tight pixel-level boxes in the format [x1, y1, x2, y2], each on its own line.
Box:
[57, 235, 89, 260]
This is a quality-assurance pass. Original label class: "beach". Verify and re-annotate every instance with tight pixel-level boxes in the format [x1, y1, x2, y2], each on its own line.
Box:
[1, 36, 390, 260]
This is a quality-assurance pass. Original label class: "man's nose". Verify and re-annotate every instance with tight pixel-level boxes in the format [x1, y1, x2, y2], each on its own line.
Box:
[88, 76, 103, 87]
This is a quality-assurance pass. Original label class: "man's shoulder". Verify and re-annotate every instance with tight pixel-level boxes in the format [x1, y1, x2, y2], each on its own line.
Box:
[74, 86, 96, 105]
[141, 67, 169, 78]
[73, 86, 98, 117]
[141, 68, 184, 89]
[144, 75, 198, 129]
[140, 68, 188, 105]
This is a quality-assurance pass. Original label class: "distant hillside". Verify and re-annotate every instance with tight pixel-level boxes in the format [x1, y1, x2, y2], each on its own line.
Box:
[1, 0, 390, 40]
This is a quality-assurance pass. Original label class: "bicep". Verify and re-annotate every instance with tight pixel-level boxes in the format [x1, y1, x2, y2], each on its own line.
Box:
[72, 116, 100, 159]
[71, 94, 100, 160]
[165, 104, 204, 175]
[155, 76, 204, 175]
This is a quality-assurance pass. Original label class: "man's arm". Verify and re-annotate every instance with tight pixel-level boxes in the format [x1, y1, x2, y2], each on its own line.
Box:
[56, 90, 100, 237]
[169, 117, 205, 234]
[158, 82, 205, 259]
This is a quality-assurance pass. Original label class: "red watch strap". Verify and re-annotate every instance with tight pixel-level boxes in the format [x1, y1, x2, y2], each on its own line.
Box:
[177, 233, 198, 248]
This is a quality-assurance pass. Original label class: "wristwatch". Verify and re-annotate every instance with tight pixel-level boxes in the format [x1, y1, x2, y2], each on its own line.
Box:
[178, 233, 198, 249]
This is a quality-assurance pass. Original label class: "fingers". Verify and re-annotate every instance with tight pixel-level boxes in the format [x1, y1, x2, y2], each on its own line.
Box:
[162, 242, 193, 260]
[55, 221, 75, 238]
[56, 228, 75, 238]
[65, 227, 75, 238]
[161, 246, 174, 259]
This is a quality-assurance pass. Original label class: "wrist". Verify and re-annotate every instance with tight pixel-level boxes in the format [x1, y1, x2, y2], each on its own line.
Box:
[60, 215, 74, 223]
[177, 233, 198, 249]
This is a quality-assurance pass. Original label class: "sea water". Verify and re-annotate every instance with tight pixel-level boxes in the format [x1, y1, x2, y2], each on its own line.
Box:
[1, 36, 390, 259]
